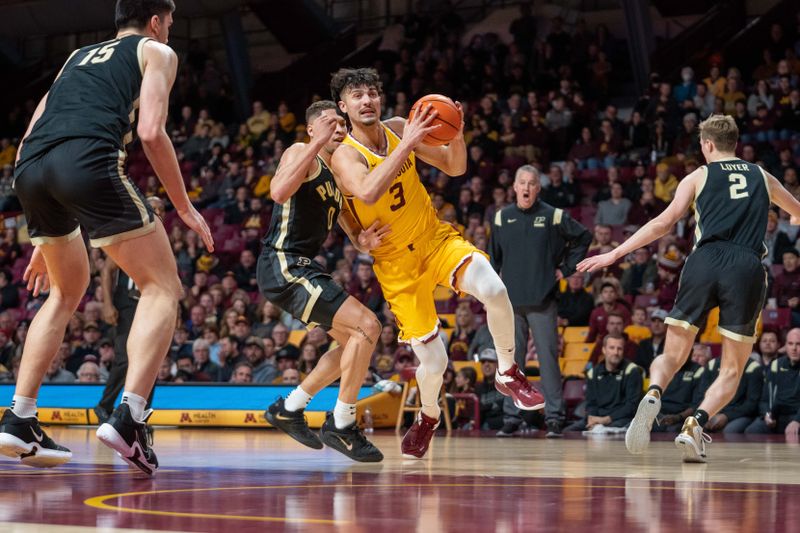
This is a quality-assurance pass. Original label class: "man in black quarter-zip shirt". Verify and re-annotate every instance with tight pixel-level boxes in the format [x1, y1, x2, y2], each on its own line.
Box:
[490, 165, 591, 437]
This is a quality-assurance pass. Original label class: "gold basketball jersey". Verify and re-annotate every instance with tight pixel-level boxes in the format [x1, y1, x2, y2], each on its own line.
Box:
[341, 123, 440, 258]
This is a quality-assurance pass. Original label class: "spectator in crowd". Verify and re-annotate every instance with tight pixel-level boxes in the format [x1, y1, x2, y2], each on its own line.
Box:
[566, 334, 643, 431]
[347, 258, 385, 314]
[298, 343, 320, 374]
[192, 338, 221, 382]
[654, 163, 678, 203]
[0, 270, 19, 312]
[157, 357, 173, 383]
[230, 362, 253, 384]
[587, 282, 632, 342]
[589, 312, 638, 364]
[277, 367, 301, 385]
[233, 249, 258, 292]
[653, 356, 705, 433]
[271, 322, 299, 359]
[595, 182, 631, 225]
[745, 328, 800, 435]
[774, 249, 800, 327]
[475, 349, 505, 431]
[635, 309, 668, 373]
[217, 335, 243, 382]
[489, 165, 591, 437]
[245, 336, 278, 384]
[765, 210, 792, 266]
[448, 305, 476, 361]
[170, 325, 193, 360]
[541, 164, 578, 207]
[620, 247, 658, 296]
[67, 322, 103, 373]
[656, 252, 684, 309]
[77, 362, 102, 384]
[751, 331, 780, 367]
[252, 301, 283, 339]
[699, 354, 763, 434]
[557, 273, 594, 327]
[43, 343, 76, 383]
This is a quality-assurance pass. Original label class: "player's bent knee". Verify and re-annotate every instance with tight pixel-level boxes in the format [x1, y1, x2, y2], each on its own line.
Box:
[357, 313, 381, 345]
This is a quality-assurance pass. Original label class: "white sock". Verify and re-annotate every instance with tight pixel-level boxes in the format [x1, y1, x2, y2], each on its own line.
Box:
[121, 391, 147, 423]
[458, 254, 516, 373]
[333, 400, 356, 429]
[11, 395, 36, 419]
[284, 386, 313, 412]
[411, 336, 448, 420]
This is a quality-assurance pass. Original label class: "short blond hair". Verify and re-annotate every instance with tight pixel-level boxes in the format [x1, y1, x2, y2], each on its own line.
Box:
[698, 114, 738, 152]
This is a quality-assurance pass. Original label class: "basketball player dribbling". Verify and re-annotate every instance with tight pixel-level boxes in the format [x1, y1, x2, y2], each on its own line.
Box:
[579, 114, 800, 462]
[0, 0, 213, 476]
[326, 68, 545, 458]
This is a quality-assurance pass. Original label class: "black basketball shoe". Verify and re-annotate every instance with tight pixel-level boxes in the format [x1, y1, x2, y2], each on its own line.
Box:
[319, 412, 383, 463]
[265, 397, 323, 450]
[96, 403, 158, 476]
[0, 409, 72, 467]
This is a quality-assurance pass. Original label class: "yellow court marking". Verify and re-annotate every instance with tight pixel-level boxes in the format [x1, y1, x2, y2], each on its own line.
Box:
[85, 480, 781, 524]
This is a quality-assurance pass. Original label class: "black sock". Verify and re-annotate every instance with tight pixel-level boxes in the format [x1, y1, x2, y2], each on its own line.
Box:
[693, 409, 709, 427]
[647, 385, 663, 397]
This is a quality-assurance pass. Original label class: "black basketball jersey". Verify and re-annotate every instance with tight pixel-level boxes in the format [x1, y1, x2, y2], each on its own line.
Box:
[263, 156, 343, 256]
[693, 159, 770, 256]
[16, 35, 150, 170]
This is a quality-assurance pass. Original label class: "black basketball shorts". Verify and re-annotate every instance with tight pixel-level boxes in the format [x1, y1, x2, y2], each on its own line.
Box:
[666, 242, 767, 343]
[14, 138, 155, 247]
[257, 247, 348, 330]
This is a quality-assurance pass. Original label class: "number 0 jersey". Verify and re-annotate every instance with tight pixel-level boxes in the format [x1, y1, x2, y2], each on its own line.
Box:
[16, 35, 151, 173]
[693, 159, 771, 256]
[263, 155, 342, 256]
[341, 123, 440, 259]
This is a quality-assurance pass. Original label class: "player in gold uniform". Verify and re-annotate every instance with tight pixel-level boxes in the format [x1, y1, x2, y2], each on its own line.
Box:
[328, 68, 544, 458]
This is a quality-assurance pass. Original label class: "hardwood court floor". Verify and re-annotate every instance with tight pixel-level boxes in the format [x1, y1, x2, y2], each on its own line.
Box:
[0, 427, 797, 532]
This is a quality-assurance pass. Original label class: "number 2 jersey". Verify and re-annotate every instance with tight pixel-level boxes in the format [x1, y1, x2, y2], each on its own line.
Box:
[340, 123, 441, 260]
[693, 159, 771, 256]
[16, 35, 150, 173]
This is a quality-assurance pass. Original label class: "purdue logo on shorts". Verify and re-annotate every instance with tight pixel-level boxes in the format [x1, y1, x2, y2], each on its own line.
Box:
[297, 257, 312, 267]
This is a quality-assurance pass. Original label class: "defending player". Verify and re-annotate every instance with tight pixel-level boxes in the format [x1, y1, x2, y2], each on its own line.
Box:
[579, 114, 800, 462]
[0, 0, 213, 475]
[260, 100, 386, 462]
[329, 68, 544, 459]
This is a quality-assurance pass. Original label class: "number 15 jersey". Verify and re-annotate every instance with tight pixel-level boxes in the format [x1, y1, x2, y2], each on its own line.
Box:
[341, 123, 440, 259]
[693, 159, 771, 256]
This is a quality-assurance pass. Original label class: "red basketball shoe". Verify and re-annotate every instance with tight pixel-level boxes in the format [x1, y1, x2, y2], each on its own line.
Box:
[495, 364, 546, 410]
[401, 412, 439, 459]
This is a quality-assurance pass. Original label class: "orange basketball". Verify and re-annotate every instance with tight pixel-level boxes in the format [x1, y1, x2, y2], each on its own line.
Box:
[408, 94, 461, 146]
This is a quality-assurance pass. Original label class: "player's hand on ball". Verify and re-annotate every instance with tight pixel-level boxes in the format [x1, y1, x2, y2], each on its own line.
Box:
[402, 104, 440, 149]
[178, 205, 215, 252]
[577, 252, 616, 273]
[358, 220, 391, 252]
[23, 246, 49, 297]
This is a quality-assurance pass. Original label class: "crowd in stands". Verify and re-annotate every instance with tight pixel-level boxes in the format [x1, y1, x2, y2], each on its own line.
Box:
[0, 3, 799, 432]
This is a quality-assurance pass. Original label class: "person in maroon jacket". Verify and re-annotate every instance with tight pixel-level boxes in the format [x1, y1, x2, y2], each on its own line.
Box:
[587, 282, 632, 342]
[773, 248, 800, 326]
[589, 312, 639, 364]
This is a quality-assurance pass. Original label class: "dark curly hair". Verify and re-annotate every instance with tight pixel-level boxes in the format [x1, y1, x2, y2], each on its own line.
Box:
[330, 67, 383, 102]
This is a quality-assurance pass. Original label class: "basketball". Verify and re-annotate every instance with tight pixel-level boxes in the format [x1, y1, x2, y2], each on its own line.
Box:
[408, 94, 462, 146]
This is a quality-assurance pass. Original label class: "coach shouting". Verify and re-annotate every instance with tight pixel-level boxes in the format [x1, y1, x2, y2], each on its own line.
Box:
[489, 165, 591, 437]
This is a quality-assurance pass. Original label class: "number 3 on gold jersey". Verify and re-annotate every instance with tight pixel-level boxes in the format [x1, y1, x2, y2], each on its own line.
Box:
[389, 182, 406, 211]
[78, 41, 119, 66]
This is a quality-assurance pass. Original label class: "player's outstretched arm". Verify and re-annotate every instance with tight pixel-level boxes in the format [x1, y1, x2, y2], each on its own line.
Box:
[577, 168, 700, 273]
[139, 41, 213, 251]
[332, 105, 439, 204]
[270, 115, 338, 204]
[390, 101, 467, 176]
[766, 171, 800, 224]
